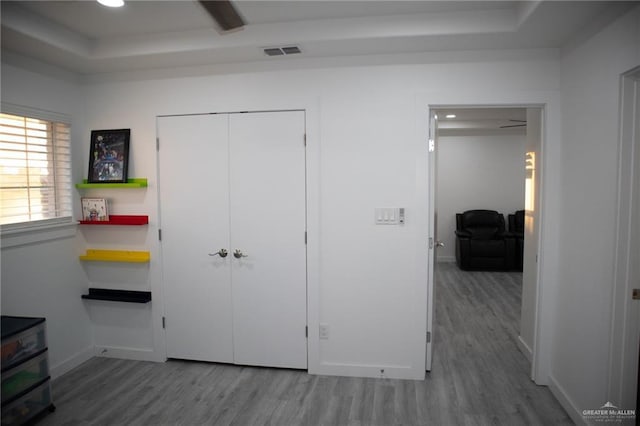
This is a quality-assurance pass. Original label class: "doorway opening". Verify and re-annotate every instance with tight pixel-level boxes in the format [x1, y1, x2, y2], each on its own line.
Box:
[427, 105, 544, 382]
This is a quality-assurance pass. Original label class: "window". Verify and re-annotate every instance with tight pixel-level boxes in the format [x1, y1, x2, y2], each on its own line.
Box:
[0, 111, 72, 227]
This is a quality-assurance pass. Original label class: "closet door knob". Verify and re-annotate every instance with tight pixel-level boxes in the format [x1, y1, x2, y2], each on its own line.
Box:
[209, 248, 228, 258]
[233, 249, 248, 259]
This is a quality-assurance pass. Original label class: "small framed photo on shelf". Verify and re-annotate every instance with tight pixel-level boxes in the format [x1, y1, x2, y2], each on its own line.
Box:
[88, 129, 130, 183]
[81, 198, 109, 221]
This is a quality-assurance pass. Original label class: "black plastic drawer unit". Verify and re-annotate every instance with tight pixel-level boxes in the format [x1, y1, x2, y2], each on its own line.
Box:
[1, 316, 55, 425]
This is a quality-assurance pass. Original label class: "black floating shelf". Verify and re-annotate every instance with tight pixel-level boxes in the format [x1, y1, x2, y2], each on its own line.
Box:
[81, 288, 151, 304]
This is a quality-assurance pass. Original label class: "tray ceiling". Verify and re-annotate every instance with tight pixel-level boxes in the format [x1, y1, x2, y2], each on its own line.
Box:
[1, 1, 636, 75]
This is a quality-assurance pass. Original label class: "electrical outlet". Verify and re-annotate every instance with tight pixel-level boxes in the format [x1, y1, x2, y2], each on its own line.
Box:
[319, 324, 330, 339]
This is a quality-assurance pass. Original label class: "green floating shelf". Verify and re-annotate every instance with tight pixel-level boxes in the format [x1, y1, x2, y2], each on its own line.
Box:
[76, 178, 148, 189]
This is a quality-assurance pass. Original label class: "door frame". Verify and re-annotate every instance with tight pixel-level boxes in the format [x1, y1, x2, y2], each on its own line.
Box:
[425, 110, 437, 371]
[608, 65, 640, 408]
[420, 93, 557, 384]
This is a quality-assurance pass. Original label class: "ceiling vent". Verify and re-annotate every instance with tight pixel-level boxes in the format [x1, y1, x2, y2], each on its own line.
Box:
[263, 46, 302, 57]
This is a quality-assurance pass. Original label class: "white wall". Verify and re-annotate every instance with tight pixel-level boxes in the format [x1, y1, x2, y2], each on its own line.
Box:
[550, 5, 640, 423]
[436, 133, 525, 261]
[0, 64, 94, 377]
[76, 70, 433, 378]
[2, 46, 564, 380]
[73, 57, 560, 380]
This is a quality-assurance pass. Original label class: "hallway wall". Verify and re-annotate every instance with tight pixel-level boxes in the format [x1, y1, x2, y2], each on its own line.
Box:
[551, 5, 640, 422]
[436, 132, 526, 262]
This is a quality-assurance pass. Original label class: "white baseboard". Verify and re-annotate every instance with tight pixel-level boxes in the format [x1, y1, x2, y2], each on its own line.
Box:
[437, 256, 456, 263]
[311, 361, 420, 380]
[50, 345, 94, 379]
[50, 345, 161, 380]
[517, 335, 533, 363]
[94, 346, 156, 361]
[548, 374, 587, 426]
[94, 345, 157, 361]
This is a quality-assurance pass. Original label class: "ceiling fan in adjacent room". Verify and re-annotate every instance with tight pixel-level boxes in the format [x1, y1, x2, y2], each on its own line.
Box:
[500, 119, 527, 128]
[198, 0, 245, 32]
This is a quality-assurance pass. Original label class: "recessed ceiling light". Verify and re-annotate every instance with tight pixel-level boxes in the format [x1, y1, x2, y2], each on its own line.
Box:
[97, 0, 124, 8]
[445, 114, 456, 119]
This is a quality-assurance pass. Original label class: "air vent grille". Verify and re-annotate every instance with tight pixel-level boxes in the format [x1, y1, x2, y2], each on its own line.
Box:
[281, 46, 301, 55]
[263, 46, 302, 57]
[264, 48, 284, 56]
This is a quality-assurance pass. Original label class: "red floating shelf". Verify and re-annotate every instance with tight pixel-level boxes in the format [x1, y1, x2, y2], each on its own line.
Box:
[79, 215, 149, 226]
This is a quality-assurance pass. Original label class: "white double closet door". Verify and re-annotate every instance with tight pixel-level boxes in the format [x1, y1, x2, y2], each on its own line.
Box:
[158, 111, 307, 369]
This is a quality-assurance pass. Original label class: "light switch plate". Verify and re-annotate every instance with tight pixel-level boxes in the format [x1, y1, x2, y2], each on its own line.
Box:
[375, 208, 402, 225]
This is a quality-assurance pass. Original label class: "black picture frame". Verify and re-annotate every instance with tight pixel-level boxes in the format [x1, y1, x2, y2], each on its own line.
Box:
[88, 129, 130, 183]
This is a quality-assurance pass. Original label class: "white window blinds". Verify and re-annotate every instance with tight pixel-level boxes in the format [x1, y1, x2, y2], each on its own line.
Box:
[0, 112, 72, 226]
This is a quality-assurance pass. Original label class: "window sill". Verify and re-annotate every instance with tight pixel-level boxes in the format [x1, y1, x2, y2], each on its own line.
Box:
[1, 221, 77, 249]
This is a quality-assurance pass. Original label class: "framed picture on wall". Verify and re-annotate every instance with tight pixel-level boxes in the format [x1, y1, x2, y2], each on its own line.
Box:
[88, 129, 130, 183]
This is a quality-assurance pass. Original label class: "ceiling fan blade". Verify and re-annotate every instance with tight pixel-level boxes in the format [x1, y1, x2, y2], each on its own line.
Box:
[500, 118, 527, 128]
[198, 0, 245, 32]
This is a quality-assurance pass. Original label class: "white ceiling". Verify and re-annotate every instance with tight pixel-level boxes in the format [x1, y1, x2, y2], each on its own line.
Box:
[1, 1, 636, 75]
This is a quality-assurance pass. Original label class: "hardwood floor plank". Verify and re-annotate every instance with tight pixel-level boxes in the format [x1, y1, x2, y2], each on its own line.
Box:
[371, 383, 395, 425]
[348, 378, 376, 425]
[394, 379, 418, 426]
[39, 263, 573, 425]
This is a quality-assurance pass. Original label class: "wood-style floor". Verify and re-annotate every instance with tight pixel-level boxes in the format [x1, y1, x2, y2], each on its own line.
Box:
[39, 263, 572, 425]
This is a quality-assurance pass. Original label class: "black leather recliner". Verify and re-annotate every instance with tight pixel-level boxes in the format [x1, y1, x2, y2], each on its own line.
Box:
[508, 210, 525, 271]
[455, 209, 516, 271]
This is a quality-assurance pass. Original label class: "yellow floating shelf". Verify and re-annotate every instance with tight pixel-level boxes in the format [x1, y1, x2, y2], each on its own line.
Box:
[79, 249, 150, 263]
